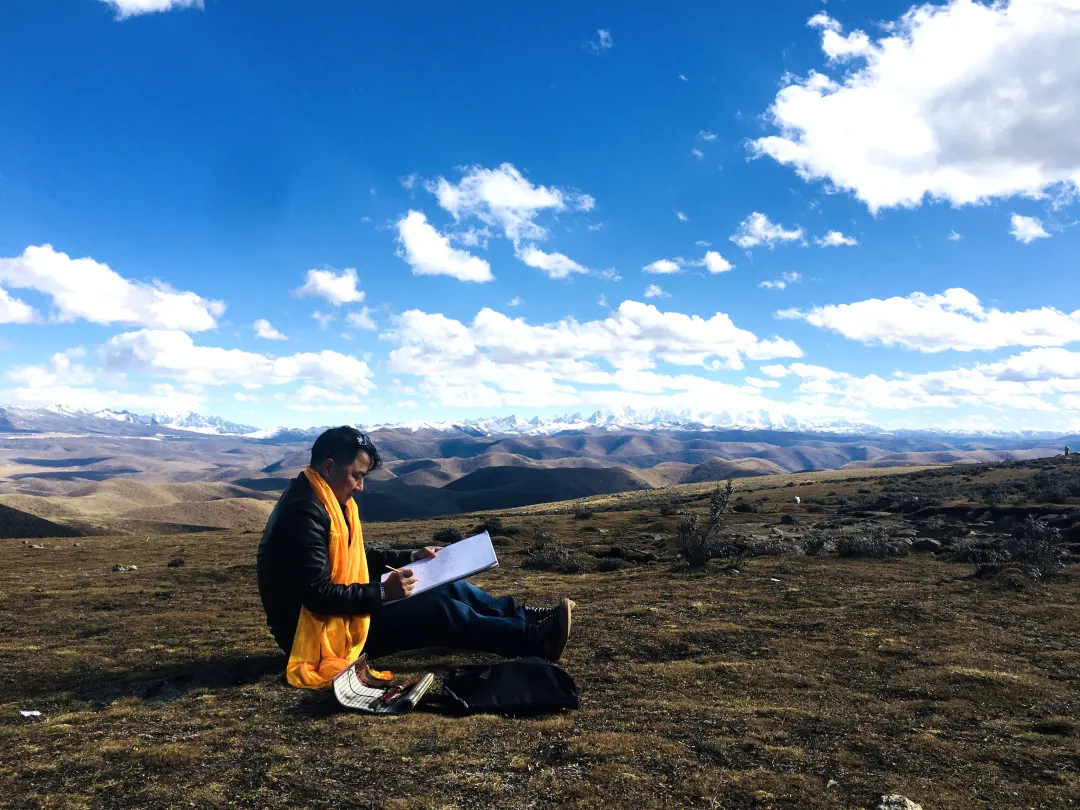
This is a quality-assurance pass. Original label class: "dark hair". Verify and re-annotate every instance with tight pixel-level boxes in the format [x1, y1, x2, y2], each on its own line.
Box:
[310, 426, 382, 472]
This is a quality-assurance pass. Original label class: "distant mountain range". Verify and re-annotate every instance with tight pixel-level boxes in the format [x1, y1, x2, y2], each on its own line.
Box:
[2, 404, 1075, 441]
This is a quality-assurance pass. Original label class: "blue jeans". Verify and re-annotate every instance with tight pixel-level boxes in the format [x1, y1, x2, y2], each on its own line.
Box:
[363, 580, 532, 660]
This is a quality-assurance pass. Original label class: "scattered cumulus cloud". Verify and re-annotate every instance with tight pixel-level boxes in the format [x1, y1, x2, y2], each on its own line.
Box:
[312, 312, 335, 330]
[697, 130, 718, 142]
[760, 271, 802, 290]
[698, 251, 734, 274]
[0, 287, 37, 324]
[644, 284, 670, 299]
[695, 240, 711, 248]
[760, 364, 790, 378]
[0, 245, 224, 331]
[1009, 214, 1051, 244]
[678, 74, 689, 82]
[394, 210, 493, 282]
[515, 245, 590, 279]
[752, 1, 1080, 211]
[253, 319, 287, 341]
[643, 258, 684, 275]
[345, 308, 377, 331]
[293, 267, 366, 306]
[99, 0, 202, 19]
[381, 301, 803, 410]
[730, 212, 804, 249]
[948, 230, 963, 242]
[586, 29, 614, 54]
[508, 297, 523, 307]
[782, 288, 1080, 352]
[691, 148, 704, 159]
[676, 210, 689, 222]
[815, 230, 858, 247]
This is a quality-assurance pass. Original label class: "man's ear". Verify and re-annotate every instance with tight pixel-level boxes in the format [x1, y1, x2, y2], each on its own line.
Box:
[319, 458, 335, 478]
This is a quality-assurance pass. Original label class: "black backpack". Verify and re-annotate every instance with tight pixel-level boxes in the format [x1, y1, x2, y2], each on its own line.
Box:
[443, 657, 579, 715]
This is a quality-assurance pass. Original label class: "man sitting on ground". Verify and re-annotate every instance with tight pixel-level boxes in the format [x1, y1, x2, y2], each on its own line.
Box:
[257, 426, 573, 689]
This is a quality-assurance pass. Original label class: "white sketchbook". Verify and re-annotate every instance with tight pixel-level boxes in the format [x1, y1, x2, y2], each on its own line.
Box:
[380, 530, 499, 602]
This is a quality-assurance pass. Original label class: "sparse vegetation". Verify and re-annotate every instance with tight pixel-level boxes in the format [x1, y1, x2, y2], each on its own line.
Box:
[1003, 517, 1064, 580]
[836, 527, 901, 559]
[572, 507, 594, 520]
[4, 456, 1080, 809]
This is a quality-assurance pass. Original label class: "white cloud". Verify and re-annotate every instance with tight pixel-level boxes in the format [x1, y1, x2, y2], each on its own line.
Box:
[428, 163, 591, 246]
[644, 284, 670, 299]
[0, 287, 37, 324]
[643, 258, 684, 275]
[99, 0, 202, 19]
[760, 364, 790, 378]
[101, 329, 375, 391]
[7, 348, 97, 389]
[598, 294, 609, 307]
[695, 240, 712, 247]
[691, 148, 704, 159]
[0, 245, 224, 331]
[744, 376, 781, 388]
[948, 230, 963, 241]
[1009, 213, 1051, 243]
[396, 399, 419, 409]
[254, 319, 288, 341]
[753, 2, 1080, 211]
[815, 230, 858, 247]
[676, 211, 689, 222]
[697, 130, 718, 142]
[0, 382, 206, 414]
[345, 308, 377, 331]
[508, 297, 523, 307]
[394, 210, 493, 282]
[730, 212, 804, 249]
[784, 287, 1080, 352]
[382, 301, 802, 412]
[699, 250, 734, 274]
[586, 29, 614, 54]
[678, 74, 689, 82]
[760, 271, 802, 290]
[312, 312, 335, 330]
[285, 385, 371, 413]
[515, 244, 590, 279]
[293, 267, 365, 306]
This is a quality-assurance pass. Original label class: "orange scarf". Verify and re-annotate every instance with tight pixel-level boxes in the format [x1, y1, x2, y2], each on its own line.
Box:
[286, 467, 372, 689]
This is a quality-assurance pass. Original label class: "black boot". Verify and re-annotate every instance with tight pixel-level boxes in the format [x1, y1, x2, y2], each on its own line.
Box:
[523, 598, 576, 624]
[532, 598, 573, 662]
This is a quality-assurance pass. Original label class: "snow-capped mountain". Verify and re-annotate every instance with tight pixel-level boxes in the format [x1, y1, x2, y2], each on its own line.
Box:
[2, 403, 1075, 441]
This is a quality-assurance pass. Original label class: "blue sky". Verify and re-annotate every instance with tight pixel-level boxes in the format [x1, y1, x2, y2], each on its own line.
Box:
[1, 0, 1079, 431]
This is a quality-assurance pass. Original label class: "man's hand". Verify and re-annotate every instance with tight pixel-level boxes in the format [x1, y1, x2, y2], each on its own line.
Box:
[411, 546, 442, 562]
[383, 568, 417, 601]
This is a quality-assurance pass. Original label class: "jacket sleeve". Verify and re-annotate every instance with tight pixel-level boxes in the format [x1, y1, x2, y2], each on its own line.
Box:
[283, 501, 383, 616]
[367, 546, 415, 572]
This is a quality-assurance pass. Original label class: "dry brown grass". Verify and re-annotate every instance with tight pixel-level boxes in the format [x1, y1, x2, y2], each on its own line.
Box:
[1, 461, 1079, 809]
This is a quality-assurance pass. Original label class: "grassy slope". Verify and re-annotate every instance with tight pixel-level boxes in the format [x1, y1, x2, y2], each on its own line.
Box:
[1, 461, 1079, 809]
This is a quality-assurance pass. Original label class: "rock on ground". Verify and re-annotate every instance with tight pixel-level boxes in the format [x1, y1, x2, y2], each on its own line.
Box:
[879, 796, 923, 810]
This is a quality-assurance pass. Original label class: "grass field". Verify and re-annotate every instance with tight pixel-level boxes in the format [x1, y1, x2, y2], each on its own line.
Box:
[2, 460, 1079, 809]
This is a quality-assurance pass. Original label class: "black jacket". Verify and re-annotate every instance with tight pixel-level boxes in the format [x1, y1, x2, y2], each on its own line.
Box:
[256, 473, 413, 654]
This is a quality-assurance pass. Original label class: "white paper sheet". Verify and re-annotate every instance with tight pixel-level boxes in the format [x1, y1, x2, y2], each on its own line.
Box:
[380, 530, 499, 601]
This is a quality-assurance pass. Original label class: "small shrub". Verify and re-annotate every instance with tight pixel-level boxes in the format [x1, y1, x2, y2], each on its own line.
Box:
[803, 537, 827, 556]
[530, 531, 555, 550]
[473, 517, 515, 537]
[658, 500, 680, 517]
[1004, 517, 1064, 580]
[732, 500, 760, 514]
[678, 480, 734, 569]
[835, 528, 894, 559]
[522, 546, 586, 574]
[573, 508, 594, 520]
[432, 526, 464, 544]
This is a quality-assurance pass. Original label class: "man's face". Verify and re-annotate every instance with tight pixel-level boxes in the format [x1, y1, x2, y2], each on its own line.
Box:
[318, 450, 373, 505]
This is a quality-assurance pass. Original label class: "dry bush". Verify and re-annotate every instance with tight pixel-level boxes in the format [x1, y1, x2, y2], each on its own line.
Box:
[473, 517, 516, 536]
[573, 508, 595, 520]
[835, 528, 901, 559]
[432, 526, 464, 544]
[1003, 517, 1064, 580]
[678, 480, 733, 569]
[522, 546, 587, 574]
